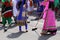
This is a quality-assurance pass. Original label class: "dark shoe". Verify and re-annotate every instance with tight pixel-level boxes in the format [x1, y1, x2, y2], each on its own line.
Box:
[40, 32, 47, 35]
[26, 30, 28, 32]
[27, 21, 30, 23]
[4, 27, 8, 32]
[4, 29, 7, 32]
[32, 28, 37, 31]
[35, 18, 39, 20]
[50, 32, 56, 35]
[0, 22, 2, 24]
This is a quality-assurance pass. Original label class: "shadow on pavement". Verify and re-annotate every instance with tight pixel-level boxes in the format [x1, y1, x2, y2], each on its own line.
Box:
[0, 23, 16, 30]
[57, 26, 60, 31]
[0, 27, 3, 30]
[8, 23, 16, 29]
[34, 31, 55, 40]
[38, 35, 55, 40]
[31, 18, 42, 21]
[56, 18, 60, 21]
[7, 31, 25, 38]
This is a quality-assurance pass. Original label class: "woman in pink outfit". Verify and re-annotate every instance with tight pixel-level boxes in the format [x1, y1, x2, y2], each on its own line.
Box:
[41, 0, 57, 35]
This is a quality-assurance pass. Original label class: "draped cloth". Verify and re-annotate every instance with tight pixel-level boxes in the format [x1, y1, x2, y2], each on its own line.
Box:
[17, 0, 25, 20]
[54, 0, 59, 7]
[2, 0, 10, 3]
[41, 1, 57, 31]
[2, 0, 13, 18]
[12, 0, 18, 16]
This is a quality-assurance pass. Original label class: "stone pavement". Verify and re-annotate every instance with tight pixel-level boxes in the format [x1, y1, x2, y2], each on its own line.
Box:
[0, 15, 60, 40]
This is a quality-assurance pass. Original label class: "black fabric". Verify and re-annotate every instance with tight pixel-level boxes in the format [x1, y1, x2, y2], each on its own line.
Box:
[49, 1, 54, 10]
[16, 0, 26, 10]
[16, 1, 22, 10]
[2, 5, 12, 14]
[59, 0, 60, 3]
[33, 0, 38, 3]
[59, 0, 60, 8]
[24, 0, 26, 4]
[37, 5, 45, 12]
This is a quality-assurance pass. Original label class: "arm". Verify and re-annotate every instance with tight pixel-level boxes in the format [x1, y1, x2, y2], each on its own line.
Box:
[43, 2, 49, 19]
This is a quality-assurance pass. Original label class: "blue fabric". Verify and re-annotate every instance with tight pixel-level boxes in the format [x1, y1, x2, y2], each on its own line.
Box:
[37, 0, 44, 12]
[39, 0, 44, 2]
[37, 0, 44, 6]
[19, 26, 22, 30]
[37, 5, 45, 12]
[33, 0, 38, 3]
[17, 0, 28, 30]
[17, 0, 24, 20]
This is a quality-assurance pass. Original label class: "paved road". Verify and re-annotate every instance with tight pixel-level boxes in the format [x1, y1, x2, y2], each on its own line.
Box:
[0, 15, 60, 40]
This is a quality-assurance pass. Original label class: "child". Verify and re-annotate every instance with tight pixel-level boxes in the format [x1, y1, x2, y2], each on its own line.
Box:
[2, 0, 13, 32]
[16, 0, 28, 32]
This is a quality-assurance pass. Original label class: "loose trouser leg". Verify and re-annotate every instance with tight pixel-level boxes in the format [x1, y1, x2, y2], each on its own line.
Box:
[7, 17, 12, 28]
[25, 22, 28, 30]
[2, 17, 6, 25]
[19, 26, 22, 31]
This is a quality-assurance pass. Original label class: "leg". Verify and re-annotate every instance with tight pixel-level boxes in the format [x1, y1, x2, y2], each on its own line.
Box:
[8, 17, 12, 25]
[2, 17, 7, 32]
[2, 17, 6, 26]
[4, 17, 12, 32]
[19, 26, 22, 31]
[27, 12, 30, 23]
[7, 17, 12, 28]
[13, 16, 17, 24]
[25, 22, 28, 32]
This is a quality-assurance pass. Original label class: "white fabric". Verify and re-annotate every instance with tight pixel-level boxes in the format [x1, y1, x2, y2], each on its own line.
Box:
[26, 0, 34, 12]
[27, 0, 31, 11]
[12, 0, 18, 16]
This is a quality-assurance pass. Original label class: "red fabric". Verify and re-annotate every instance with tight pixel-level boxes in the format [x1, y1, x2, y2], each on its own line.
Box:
[4, 2, 11, 7]
[30, 1, 33, 7]
[4, 11, 13, 18]
[54, 7, 58, 12]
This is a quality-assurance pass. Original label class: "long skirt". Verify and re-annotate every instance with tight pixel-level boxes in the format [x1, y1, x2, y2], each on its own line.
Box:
[42, 9, 57, 34]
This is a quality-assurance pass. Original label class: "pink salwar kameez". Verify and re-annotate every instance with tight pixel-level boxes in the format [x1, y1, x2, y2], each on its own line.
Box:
[41, 0, 57, 35]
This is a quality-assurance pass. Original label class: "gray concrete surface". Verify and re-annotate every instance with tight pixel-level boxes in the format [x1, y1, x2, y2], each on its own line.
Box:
[0, 15, 60, 40]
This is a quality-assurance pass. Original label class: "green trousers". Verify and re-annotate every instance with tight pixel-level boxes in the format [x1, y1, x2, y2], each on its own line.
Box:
[2, 17, 12, 25]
